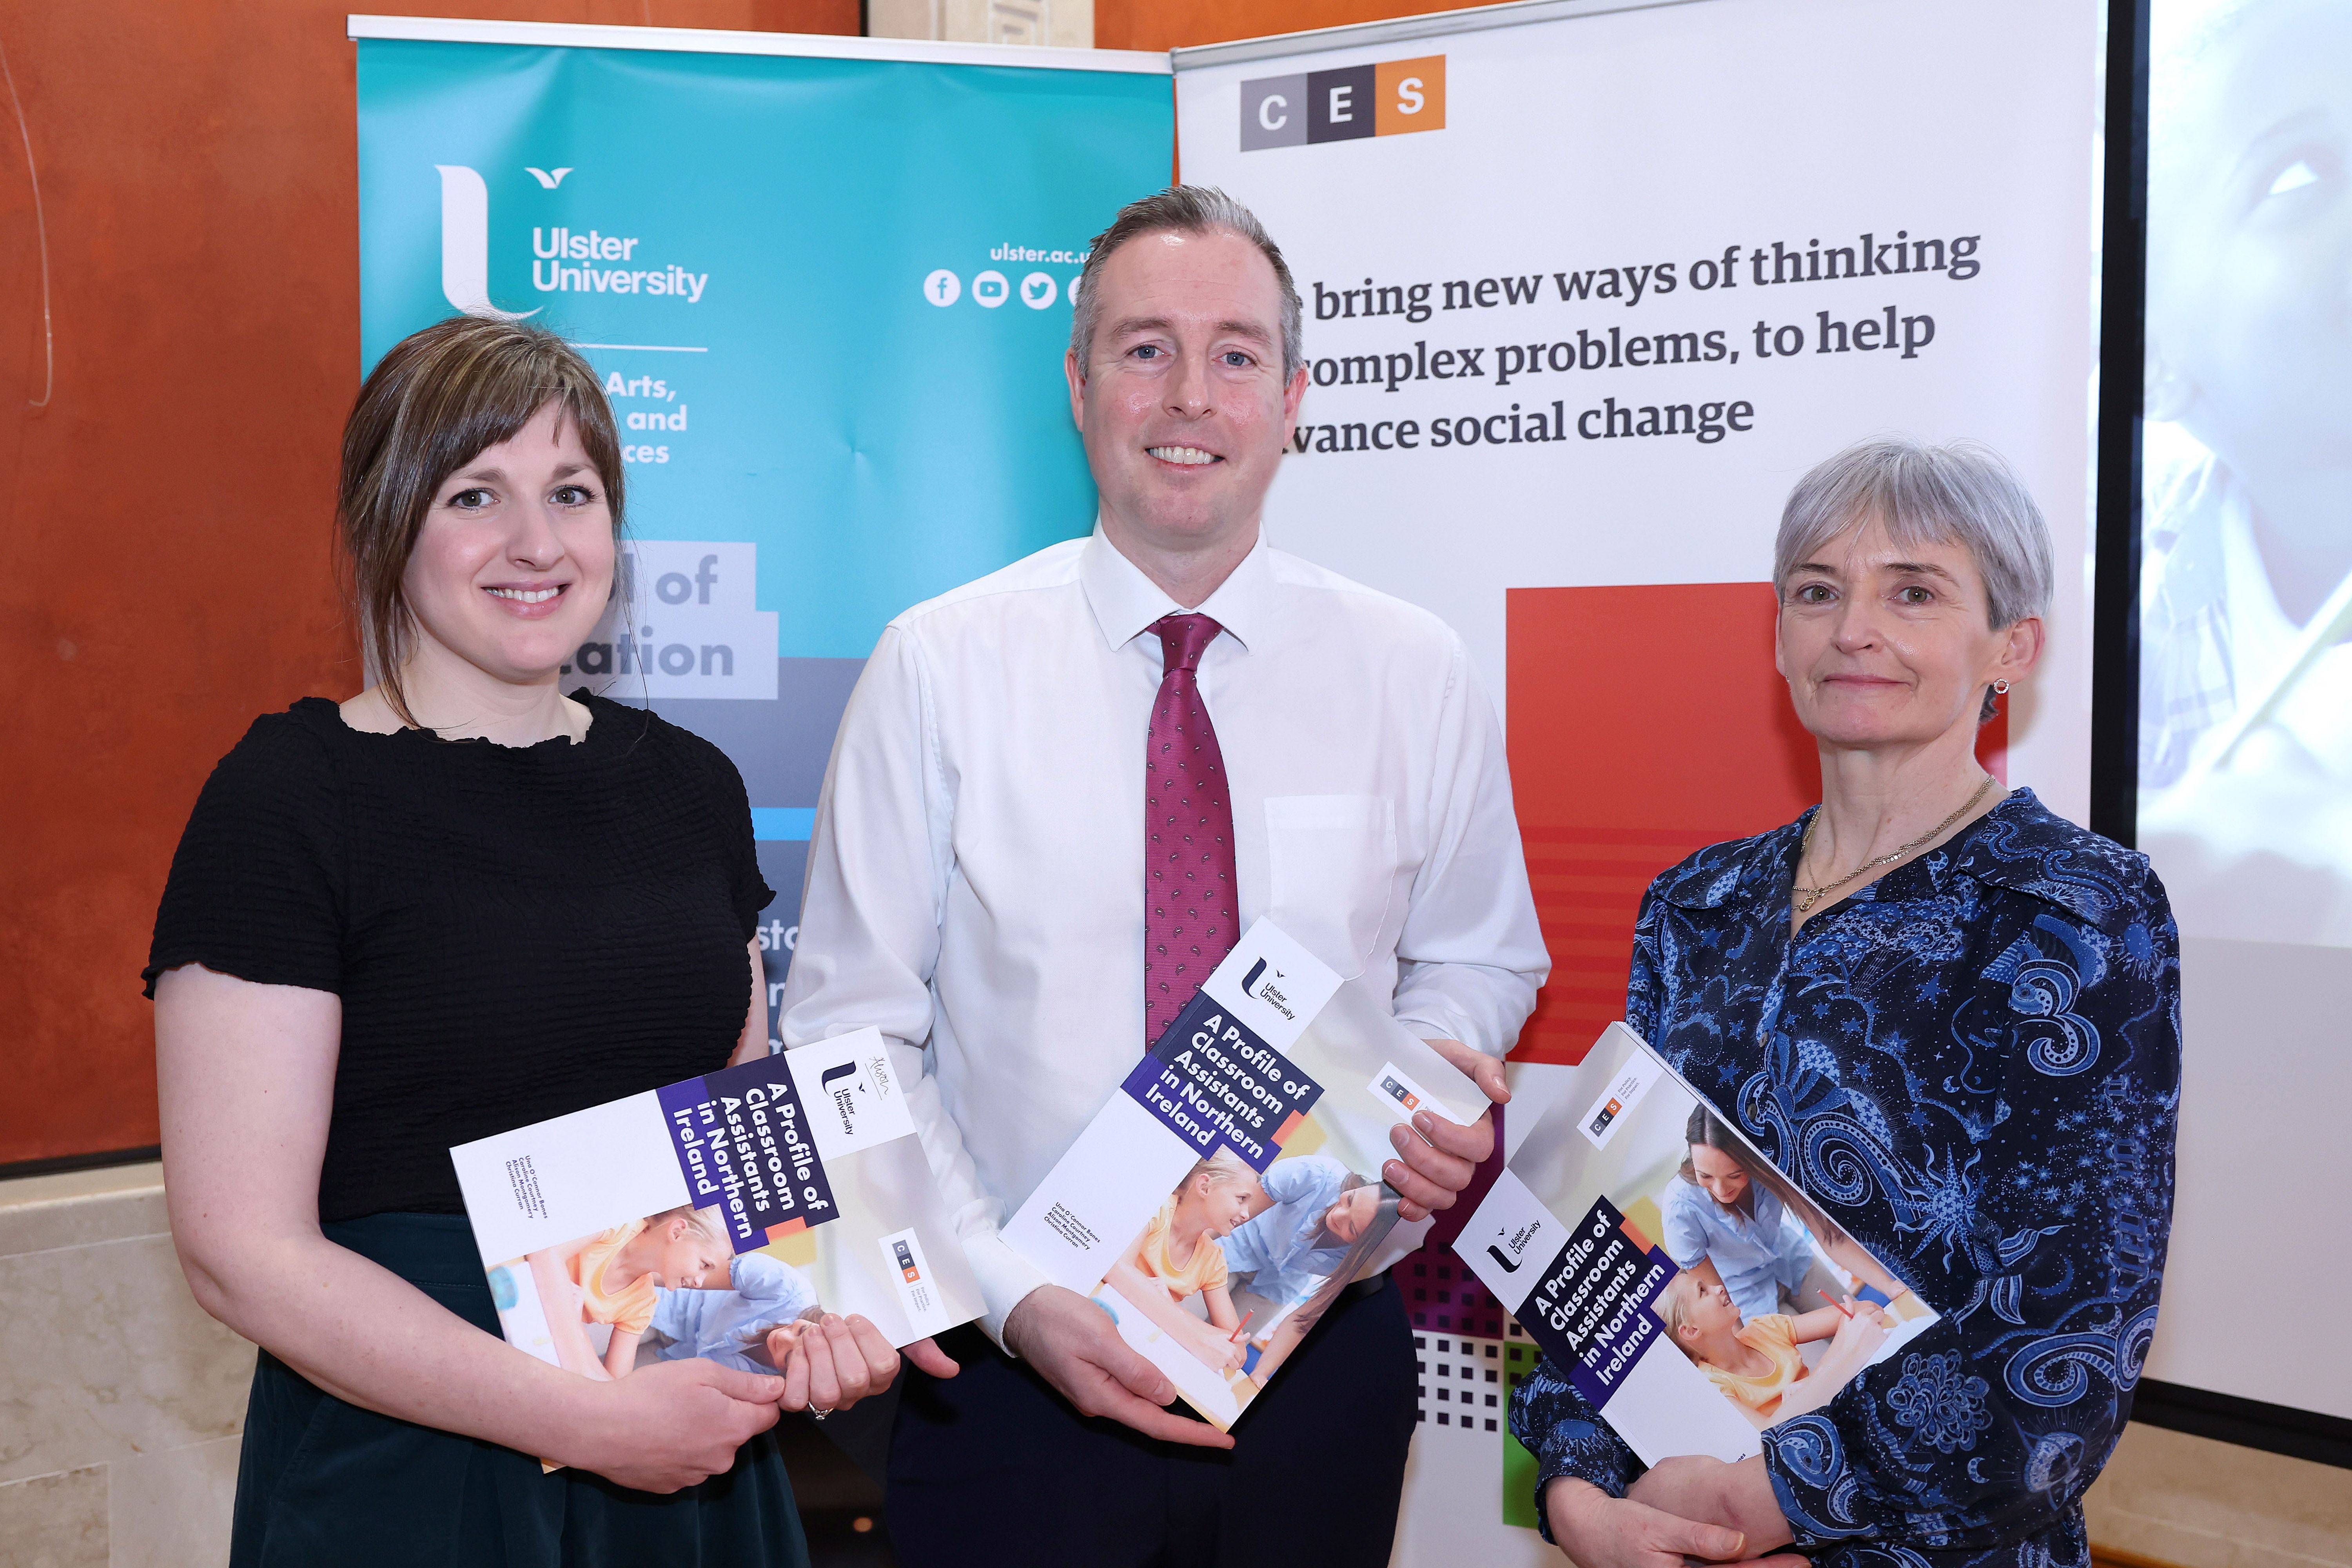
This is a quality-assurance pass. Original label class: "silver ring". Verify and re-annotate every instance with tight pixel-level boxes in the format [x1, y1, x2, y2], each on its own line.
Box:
[807, 1403, 831, 1423]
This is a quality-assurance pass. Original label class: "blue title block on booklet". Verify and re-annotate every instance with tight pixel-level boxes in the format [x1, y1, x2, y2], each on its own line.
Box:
[1523, 1195, 1680, 1409]
[1120, 989, 1324, 1172]
[656, 1058, 836, 1251]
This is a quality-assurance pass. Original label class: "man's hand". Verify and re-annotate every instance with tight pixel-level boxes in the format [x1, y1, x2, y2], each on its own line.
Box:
[1546, 1477, 1807, 1568]
[1386, 1037, 1508, 1221]
[1430, 1035, 1511, 1105]
[1001, 1285, 1235, 1450]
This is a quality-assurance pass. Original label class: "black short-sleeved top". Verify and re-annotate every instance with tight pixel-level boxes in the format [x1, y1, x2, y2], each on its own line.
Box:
[145, 693, 775, 1222]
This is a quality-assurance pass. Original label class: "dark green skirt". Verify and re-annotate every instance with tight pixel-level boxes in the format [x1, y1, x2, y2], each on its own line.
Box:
[229, 1212, 809, 1568]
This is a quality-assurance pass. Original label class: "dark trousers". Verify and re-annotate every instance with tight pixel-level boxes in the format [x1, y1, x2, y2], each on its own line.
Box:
[887, 1274, 1418, 1568]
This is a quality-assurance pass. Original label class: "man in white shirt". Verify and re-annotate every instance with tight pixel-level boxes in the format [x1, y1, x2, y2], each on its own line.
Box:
[780, 187, 1547, 1566]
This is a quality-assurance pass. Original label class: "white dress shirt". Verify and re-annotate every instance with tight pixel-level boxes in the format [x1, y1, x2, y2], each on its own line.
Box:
[780, 528, 1549, 1341]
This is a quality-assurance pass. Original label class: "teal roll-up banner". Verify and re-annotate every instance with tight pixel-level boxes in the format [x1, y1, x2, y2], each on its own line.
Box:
[354, 20, 1173, 1036]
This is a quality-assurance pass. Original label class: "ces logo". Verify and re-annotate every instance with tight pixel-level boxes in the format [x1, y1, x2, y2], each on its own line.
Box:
[1240, 56, 1444, 151]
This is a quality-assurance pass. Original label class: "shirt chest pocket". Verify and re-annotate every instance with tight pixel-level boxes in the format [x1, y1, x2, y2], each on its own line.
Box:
[1263, 795, 1401, 980]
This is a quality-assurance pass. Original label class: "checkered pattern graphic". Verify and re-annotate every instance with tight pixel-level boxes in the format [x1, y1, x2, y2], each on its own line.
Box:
[1144, 613, 1238, 1045]
[1402, 1242, 1528, 1436]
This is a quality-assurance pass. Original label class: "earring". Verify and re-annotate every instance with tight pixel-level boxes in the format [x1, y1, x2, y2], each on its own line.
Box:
[1993, 680, 2011, 694]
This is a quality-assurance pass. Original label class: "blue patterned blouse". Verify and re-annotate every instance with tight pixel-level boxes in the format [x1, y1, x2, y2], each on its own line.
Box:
[1507, 789, 2181, 1568]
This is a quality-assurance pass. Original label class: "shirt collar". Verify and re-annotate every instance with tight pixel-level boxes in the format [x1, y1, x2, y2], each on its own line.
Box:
[1079, 523, 1274, 655]
[1648, 817, 1807, 913]
[1931, 789, 2147, 932]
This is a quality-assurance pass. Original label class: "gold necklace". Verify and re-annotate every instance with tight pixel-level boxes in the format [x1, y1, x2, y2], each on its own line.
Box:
[1793, 774, 1997, 916]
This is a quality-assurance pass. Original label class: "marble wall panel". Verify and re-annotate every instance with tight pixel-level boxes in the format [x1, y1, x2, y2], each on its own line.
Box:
[0, 1231, 254, 1485]
[0, 1465, 108, 1568]
[108, 1434, 240, 1568]
[0, 1165, 167, 1254]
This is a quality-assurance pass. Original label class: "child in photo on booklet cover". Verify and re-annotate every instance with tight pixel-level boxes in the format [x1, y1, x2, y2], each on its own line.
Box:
[525, 1204, 733, 1380]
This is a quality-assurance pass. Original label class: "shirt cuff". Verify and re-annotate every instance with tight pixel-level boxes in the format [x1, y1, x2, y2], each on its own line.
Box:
[962, 1227, 1055, 1354]
[1396, 1007, 1490, 1055]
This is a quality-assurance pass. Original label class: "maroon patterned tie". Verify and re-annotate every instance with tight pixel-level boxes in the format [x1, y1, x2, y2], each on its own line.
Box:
[1144, 613, 1239, 1048]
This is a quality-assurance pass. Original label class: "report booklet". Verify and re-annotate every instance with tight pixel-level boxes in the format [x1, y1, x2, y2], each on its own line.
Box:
[450, 1027, 984, 1399]
[1456, 1023, 1938, 1465]
[1003, 918, 1491, 1430]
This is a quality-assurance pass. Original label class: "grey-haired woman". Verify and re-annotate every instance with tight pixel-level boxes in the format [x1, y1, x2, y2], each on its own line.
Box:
[1510, 437, 2182, 1568]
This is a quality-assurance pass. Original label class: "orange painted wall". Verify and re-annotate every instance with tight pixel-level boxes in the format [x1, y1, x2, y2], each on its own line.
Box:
[0, 0, 854, 1169]
[1097, 0, 1469, 52]
[1507, 585, 2007, 1065]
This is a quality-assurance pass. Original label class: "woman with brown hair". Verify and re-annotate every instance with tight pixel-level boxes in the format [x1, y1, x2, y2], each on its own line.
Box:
[147, 316, 935, 1565]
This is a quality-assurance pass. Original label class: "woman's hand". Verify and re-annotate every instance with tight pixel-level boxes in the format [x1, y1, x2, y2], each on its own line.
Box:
[755, 1318, 811, 1370]
[1626, 1456, 1795, 1557]
[1546, 1476, 1808, 1568]
[564, 1357, 788, 1492]
[1775, 1305, 1893, 1422]
[1823, 1303, 1890, 1368]
[777, 1315, 960, 1413]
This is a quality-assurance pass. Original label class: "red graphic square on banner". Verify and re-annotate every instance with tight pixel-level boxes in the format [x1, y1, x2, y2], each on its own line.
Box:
[1506, 584, 2006, 1064]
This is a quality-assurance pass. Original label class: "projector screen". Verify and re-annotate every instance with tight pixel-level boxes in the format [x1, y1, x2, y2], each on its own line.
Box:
[2131, 0, 2352, 1428]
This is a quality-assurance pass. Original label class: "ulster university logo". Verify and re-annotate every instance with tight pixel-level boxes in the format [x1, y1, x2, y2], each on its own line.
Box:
[435, 165, 540, 320]
[1486, 1213, 1550, 1276]
[1241, 56, 1444, 151]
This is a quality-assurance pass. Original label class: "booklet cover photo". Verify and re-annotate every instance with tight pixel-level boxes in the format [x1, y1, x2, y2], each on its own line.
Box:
[450, 1028, 983, 1394]
[1004, 919, 1492, 1430]
[1457, 1024, 1937, 1465]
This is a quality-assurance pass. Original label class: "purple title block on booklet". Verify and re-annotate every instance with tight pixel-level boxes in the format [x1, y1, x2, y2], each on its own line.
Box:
[1519, 1195, 1680, 1408]
[1119, 988, 1324, 1172]
[656, 1058, 836, 1252]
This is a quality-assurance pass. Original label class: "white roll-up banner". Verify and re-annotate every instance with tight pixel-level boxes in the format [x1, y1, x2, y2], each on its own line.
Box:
[1176, 0, 2105, 1555]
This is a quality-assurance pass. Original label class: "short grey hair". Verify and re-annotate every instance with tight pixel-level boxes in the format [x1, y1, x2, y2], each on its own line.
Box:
[1069, 186, 1305, 381]
[1775, 436, 2054, 628]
